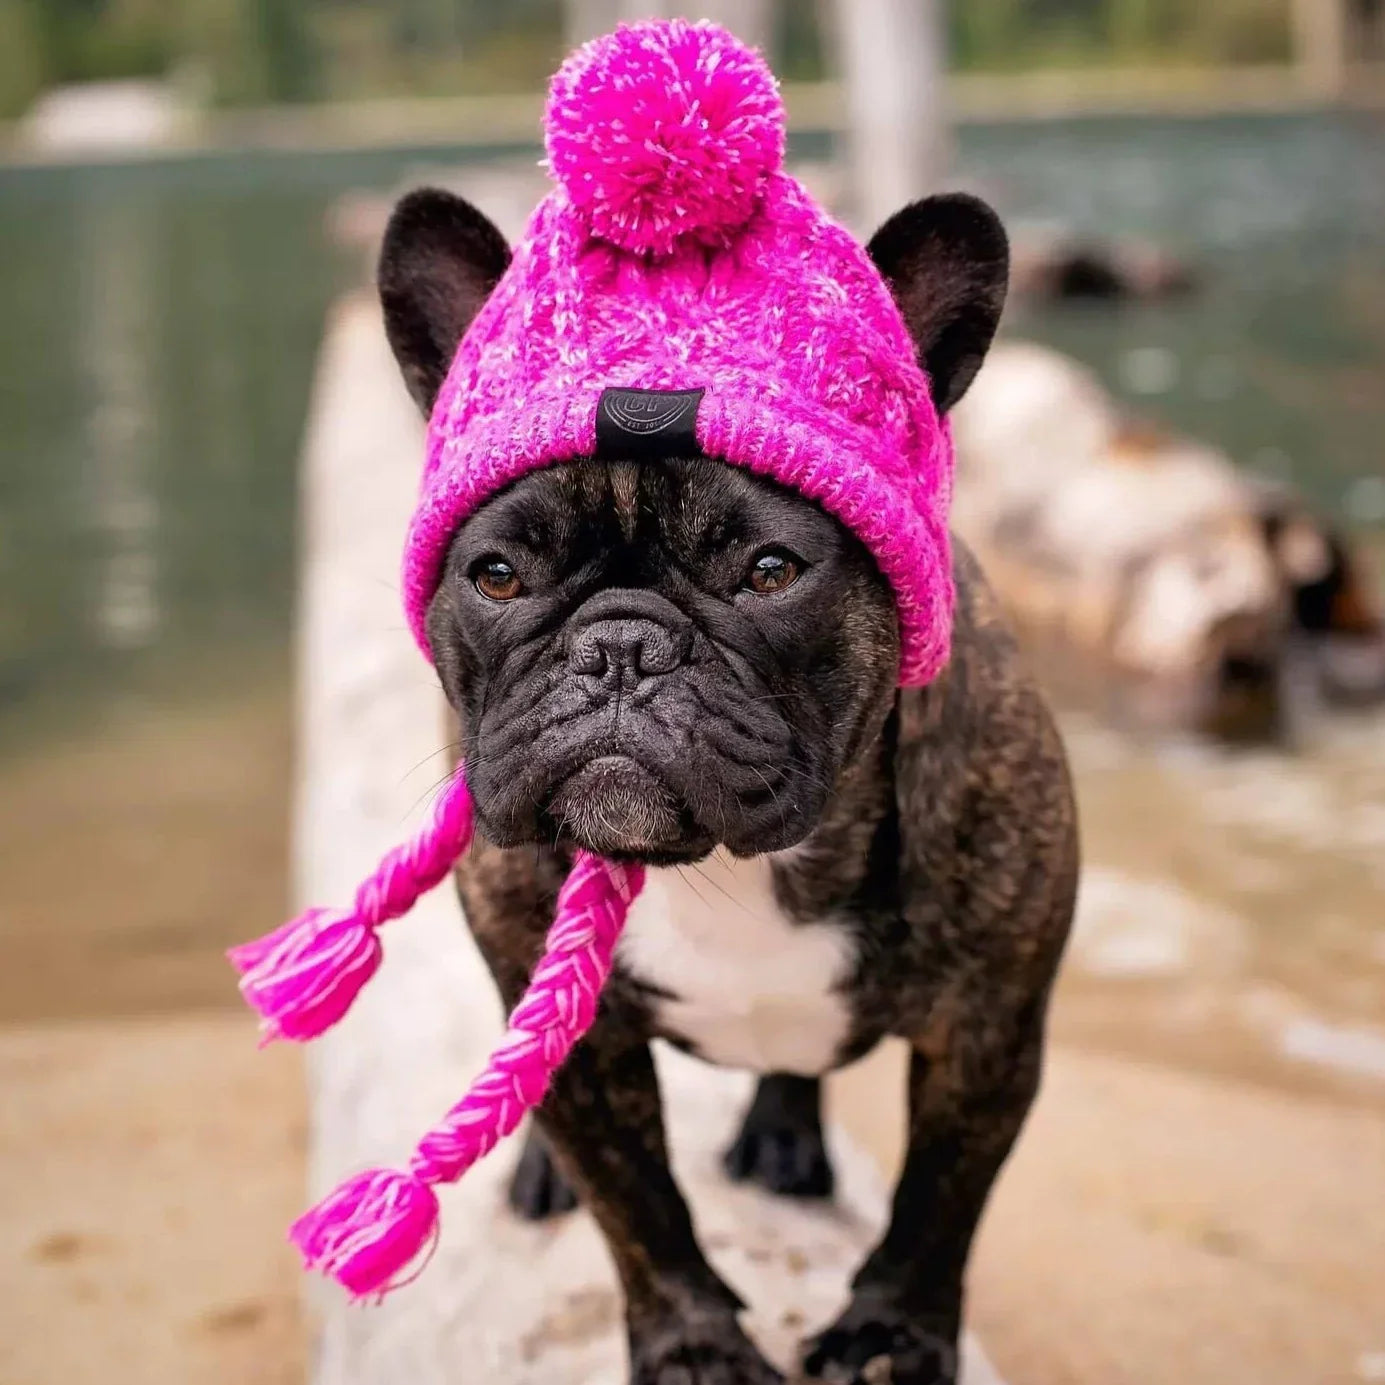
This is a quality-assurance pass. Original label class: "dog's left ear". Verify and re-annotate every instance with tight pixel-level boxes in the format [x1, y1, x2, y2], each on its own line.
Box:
[378, 188, 512, 415]
[867, 193, 1009, 414]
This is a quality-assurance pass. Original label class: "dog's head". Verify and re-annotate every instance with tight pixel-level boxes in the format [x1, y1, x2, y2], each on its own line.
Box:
[379, 190, 1007, 862]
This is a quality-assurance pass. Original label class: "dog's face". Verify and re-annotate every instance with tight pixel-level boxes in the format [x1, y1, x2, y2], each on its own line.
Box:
[378, 188, 1008, 861]
[425, 457, 897, 860]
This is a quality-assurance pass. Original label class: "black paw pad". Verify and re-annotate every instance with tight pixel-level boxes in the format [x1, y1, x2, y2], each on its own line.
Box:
[723, 1119, 834, 1199]
[631, 1315, 785, 1385]
[802, 1303, 957, 1385]
[507, 1131, 579, 1221]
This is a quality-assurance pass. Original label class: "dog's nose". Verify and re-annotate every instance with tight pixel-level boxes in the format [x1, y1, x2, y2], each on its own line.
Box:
[569, 618, 688, 686]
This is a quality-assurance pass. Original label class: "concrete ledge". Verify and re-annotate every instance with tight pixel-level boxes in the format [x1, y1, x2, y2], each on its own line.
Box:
[294, 293, 1001, 1383]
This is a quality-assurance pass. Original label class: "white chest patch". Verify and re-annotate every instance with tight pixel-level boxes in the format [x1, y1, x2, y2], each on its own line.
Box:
[617, 850, 855, 1075]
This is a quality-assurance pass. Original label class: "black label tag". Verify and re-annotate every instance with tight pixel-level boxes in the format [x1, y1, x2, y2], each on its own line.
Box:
[595, 387, 704, 459]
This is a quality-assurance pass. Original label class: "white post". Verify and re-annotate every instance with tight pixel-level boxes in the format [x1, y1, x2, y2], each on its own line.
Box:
[1290, 0, 1348, 100]
[831, 0, 949, 232]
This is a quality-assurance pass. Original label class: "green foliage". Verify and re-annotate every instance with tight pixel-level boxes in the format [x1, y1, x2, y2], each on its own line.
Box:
[33, 0, 174, 81]
[0, 2, 45, 118]
[308, 0, 563, 101]
[951, 0, 1292, 70]
[0, 0, 1296, 118]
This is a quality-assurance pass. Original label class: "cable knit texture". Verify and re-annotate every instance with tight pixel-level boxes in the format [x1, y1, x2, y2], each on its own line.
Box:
[404, 18, 955, 687]
[231, 18, 958, 1301]
[285, 852, 643, 1297]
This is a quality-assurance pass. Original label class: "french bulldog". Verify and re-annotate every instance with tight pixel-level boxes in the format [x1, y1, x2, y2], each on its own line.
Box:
[378, 187, 1077, 1385]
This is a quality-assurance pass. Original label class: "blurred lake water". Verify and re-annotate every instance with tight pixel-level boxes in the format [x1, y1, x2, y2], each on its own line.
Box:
[0, 112, 1382, 1063]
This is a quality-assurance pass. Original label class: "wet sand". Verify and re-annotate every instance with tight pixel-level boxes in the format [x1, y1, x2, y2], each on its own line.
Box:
[0, 693, 301, 1383]
[2, 694, 1384, 1384]
[4, 1013, 1380, 1385]
[833, 1040, 1385, 1385]
[0, 1014, 305, 1385]
[0, 686, 290, 1023]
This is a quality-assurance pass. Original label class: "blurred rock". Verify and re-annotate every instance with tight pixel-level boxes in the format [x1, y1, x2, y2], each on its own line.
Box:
[952, 340, 1385, 739]
[1278, 1016, 1385, 1083]
[1010, 234, 1198, 303]
[1070, 867, 1248, 979]
[20, 81, 189, 155]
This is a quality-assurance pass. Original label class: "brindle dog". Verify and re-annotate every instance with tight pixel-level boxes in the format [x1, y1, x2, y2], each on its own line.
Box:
[378, 188, 1077, 1385]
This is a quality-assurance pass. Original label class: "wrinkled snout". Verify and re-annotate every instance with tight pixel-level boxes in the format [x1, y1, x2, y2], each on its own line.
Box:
[563, 590, 692, 694]
[540, 590, 709, 859]
[568, 608, 692, 691]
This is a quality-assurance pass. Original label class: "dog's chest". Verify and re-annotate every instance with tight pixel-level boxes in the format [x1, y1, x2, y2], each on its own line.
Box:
[616, 852, 855, 1075]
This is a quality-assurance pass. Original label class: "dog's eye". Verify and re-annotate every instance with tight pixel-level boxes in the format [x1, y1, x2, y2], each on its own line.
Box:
[473, 559, 523, 601]
[745, 549, 802, 595]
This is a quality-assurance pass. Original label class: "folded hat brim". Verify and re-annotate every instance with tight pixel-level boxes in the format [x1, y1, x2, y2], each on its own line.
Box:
[404, 382, 953, 688]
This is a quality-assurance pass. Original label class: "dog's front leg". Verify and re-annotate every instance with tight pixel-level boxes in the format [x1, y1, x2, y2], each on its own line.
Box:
[802, 1011, 1044, 1384]
[535, 1022, 785, 1385]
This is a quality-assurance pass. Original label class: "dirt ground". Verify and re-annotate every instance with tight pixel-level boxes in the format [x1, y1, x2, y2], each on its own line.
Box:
[2, 695, 1382, 1384]
[832, 1041, 1385, 1385]
[0, 687, 291, 1024]
[2, 1012, 1381, 1385]
[0, 1015, 305, 1385]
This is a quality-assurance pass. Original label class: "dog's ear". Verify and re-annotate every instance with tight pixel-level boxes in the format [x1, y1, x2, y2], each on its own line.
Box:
[867, 193, 1009, 414]
[378, 188, 511, 414]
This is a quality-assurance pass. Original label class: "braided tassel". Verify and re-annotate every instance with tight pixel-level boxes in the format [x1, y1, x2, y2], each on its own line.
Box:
[228, 772, 475, 1042]
[287, 853, 644, 1297]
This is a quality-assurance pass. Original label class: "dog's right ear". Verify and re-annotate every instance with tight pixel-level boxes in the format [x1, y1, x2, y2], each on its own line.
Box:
[378, 188, 511, 415]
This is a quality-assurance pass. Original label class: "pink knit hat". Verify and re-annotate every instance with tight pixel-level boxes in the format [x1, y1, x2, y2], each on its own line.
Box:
[406, 17, 953, 686]
[230, 18, 955, 1301]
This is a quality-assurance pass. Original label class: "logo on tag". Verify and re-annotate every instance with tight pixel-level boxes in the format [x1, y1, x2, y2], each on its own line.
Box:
[595, 387, 704, 458]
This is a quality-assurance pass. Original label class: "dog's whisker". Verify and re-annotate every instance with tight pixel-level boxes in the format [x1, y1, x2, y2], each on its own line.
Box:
[397, 740, 467, 786]
[688, 860, 755, 917]
[674, 865, 713, 913]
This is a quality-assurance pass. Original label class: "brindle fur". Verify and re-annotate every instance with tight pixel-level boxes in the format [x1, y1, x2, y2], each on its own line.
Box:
[381, 188, 1077, 1384]
[453, 535, 1075, 1385]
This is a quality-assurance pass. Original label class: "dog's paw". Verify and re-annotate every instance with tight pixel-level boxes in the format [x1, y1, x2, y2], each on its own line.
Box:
[507, 1130, 579, 1221]
[722, 1111, 834, 1200]
[801, 1296, 957, 1385]
[630, 1313, 784, 1385]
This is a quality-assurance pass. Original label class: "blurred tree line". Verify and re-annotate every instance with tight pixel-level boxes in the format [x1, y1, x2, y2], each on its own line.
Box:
[0, 0, 1293, 120]
[952, 0, 1290, 70]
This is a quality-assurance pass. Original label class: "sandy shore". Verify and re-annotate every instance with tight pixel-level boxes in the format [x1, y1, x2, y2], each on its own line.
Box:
[2, 630, 1380, 1382]
[0, 1015, 305, 1385]
[833, 1040, 1385, 1385]
[4, 1011, 1381, 1385]
[0, 688, 290, 1024]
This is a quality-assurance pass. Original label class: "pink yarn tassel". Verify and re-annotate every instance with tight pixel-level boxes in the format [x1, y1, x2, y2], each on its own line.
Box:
[289, 852, 644, 1297]
[228, 772, 475, 1042]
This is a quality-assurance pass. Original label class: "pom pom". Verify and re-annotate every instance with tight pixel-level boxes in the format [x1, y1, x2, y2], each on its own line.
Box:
[228, 908, 382, 1043]
[290, 1168, 440, 1298]
[545, 19, 785, 258]
[228, 771, 476, 1043]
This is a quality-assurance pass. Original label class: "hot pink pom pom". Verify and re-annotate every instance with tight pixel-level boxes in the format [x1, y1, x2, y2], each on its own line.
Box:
[290, 1168, 440, 1298]
[228, 772, 476, 1043]
[545, 19, 785, 258]
[229, 908, 382, 1043]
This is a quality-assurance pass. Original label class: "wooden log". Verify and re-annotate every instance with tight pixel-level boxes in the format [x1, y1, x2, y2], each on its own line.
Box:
[294, 294, 1003, 1382]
